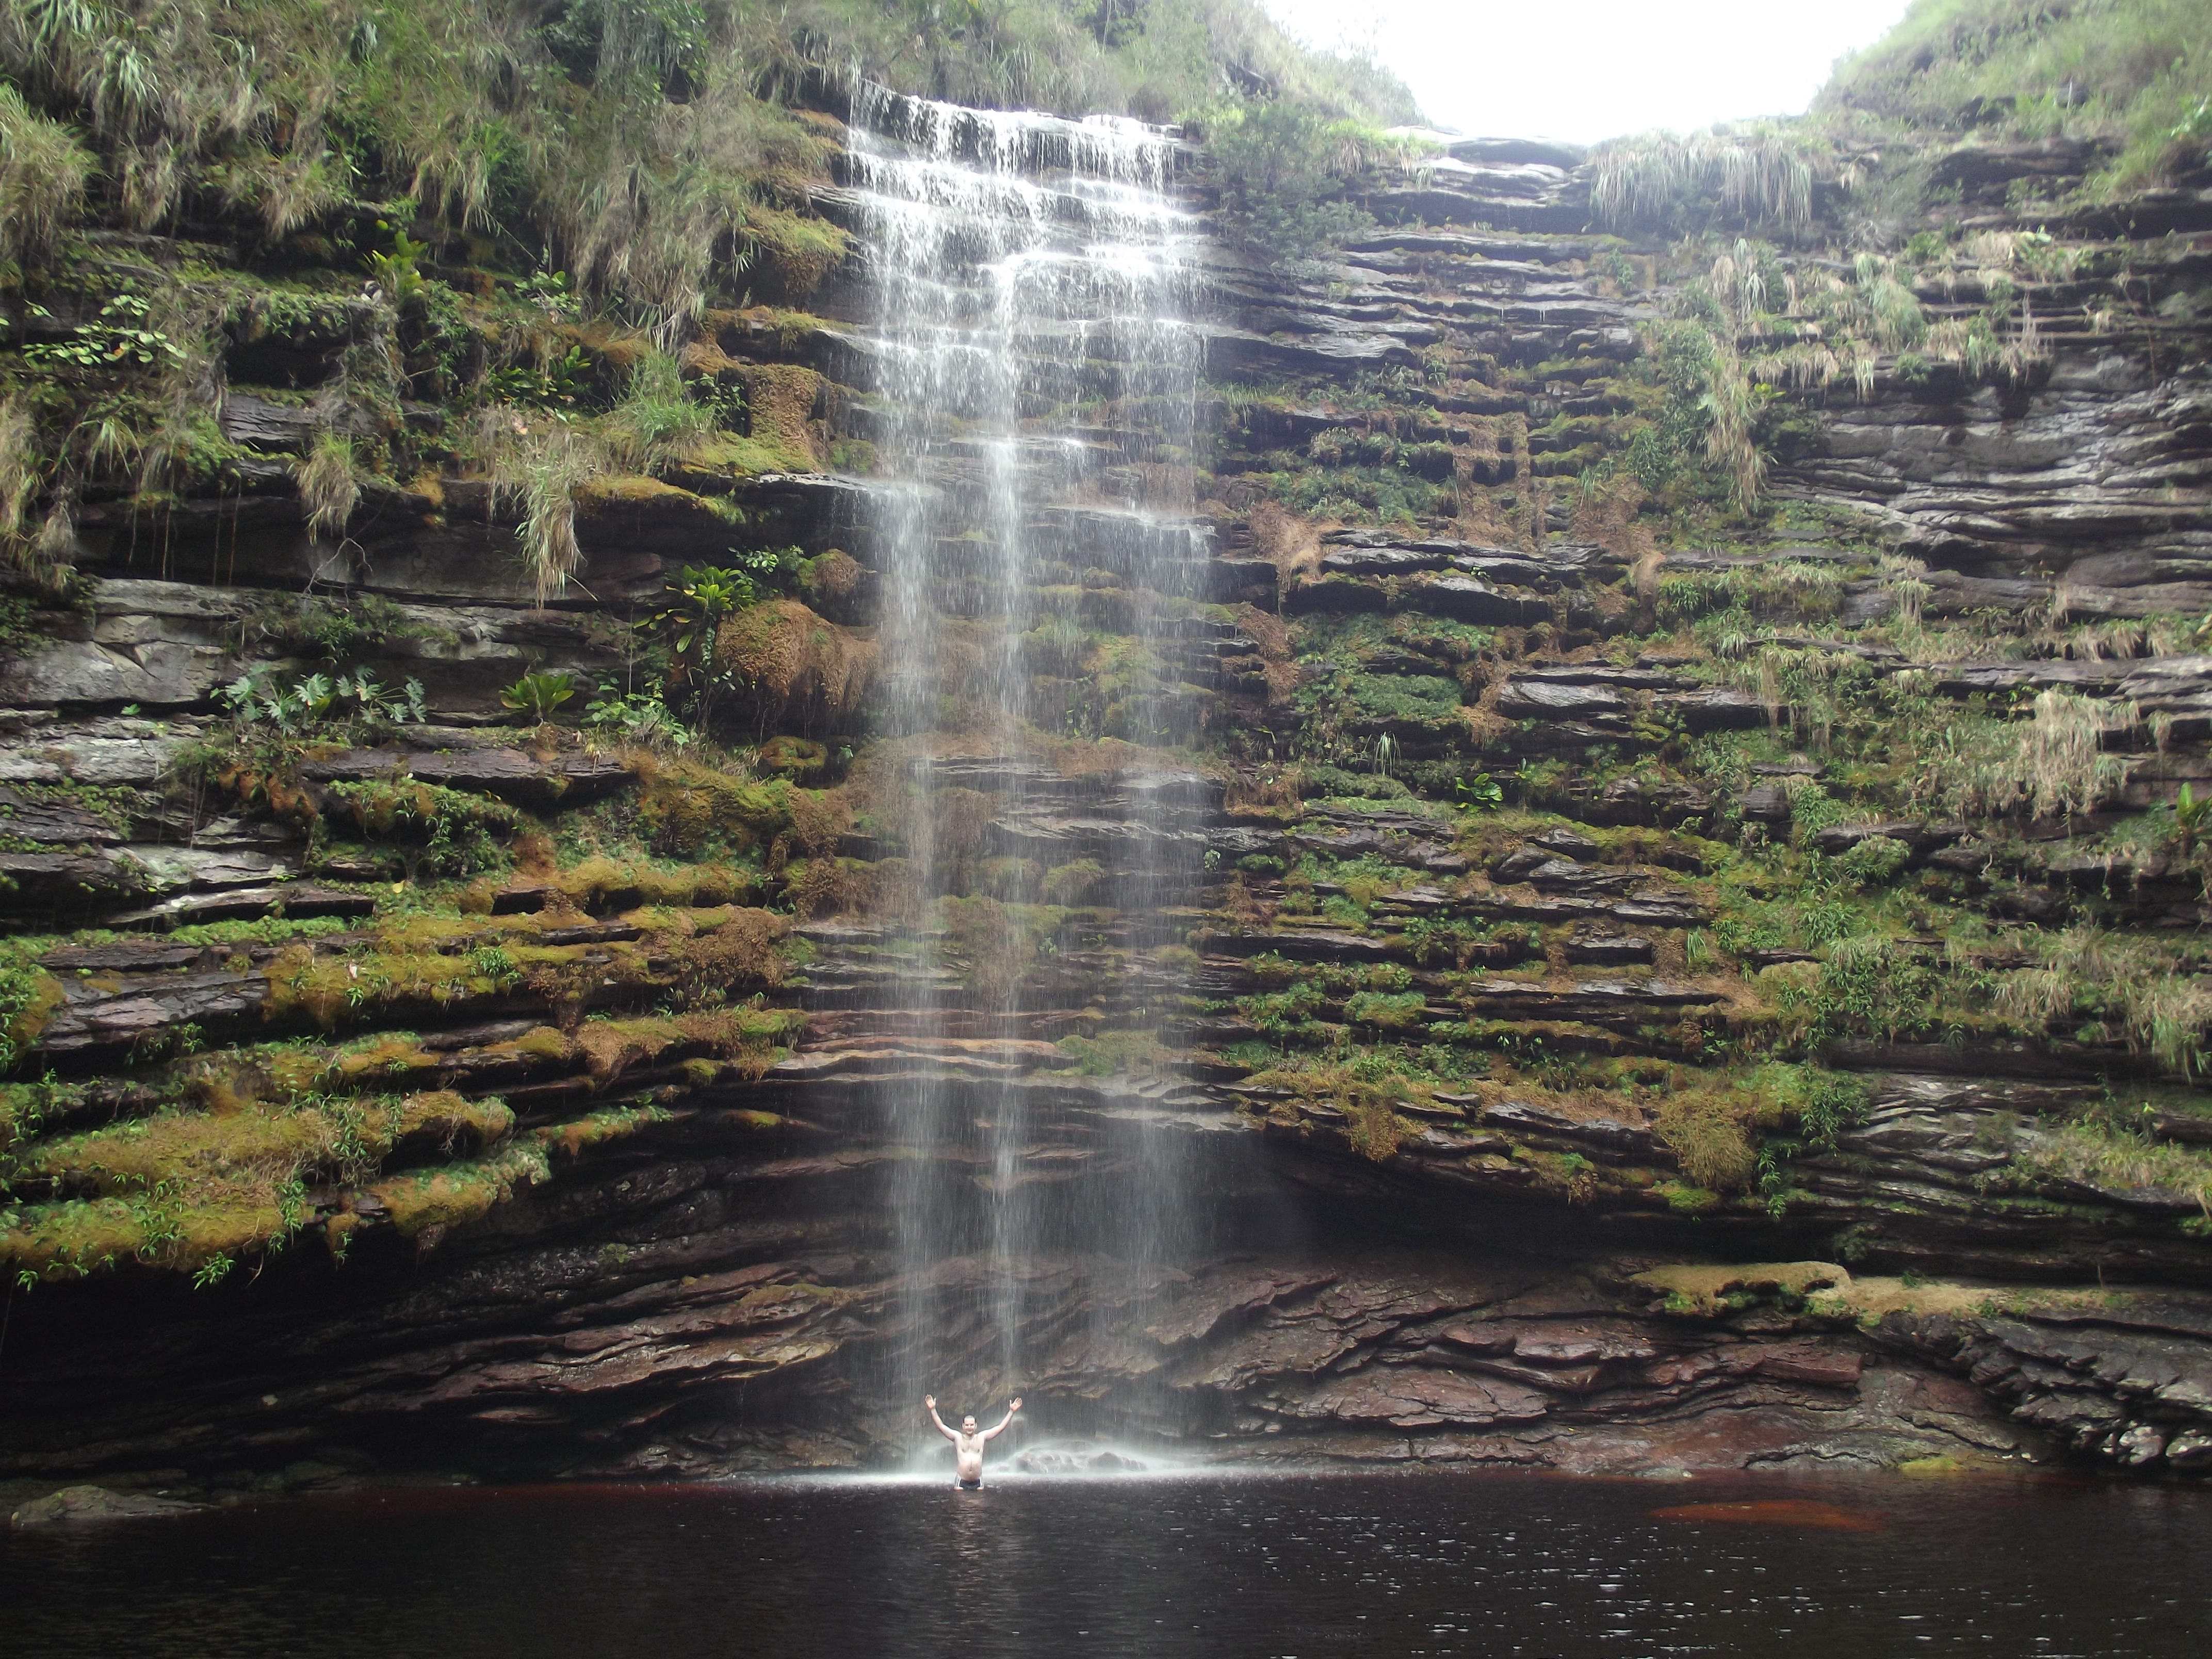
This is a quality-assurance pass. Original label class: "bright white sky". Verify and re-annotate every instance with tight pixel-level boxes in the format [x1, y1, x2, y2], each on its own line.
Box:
[1259, 0, 1917, 144]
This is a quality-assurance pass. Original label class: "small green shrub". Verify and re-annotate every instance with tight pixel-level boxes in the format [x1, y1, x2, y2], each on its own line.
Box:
[1782, 1066, 1871, 1145]
[1208, 102, 1383, 261]
[1806, 935, 1938, 1043]
[1345, 989, 1426, 1029]
[1835, 835, 1912, 886]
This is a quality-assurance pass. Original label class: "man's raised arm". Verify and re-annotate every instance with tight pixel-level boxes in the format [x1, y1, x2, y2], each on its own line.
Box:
[923, 1394, 958, 1442]
[981, 1396, 1023, 1441]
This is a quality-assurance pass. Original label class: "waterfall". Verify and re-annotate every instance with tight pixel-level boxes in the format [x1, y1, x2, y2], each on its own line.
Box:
[833, 84, 1213, 1452]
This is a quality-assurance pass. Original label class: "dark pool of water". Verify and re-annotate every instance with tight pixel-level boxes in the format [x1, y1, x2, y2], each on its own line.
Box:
[5, 1467, 2209, 1657]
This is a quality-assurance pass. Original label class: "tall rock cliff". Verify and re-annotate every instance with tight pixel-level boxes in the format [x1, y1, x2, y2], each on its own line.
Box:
[5, 8, 2212, 1496]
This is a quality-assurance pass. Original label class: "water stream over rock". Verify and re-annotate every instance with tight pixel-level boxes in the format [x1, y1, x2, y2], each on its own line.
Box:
[837, 86, 1215, 1446]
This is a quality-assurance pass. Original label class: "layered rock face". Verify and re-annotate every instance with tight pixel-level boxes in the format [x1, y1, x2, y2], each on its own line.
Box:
[5, 104, 2212, 1495]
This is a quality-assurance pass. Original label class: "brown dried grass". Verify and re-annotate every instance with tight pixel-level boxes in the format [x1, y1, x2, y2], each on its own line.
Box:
[1234, 601, 1291, 661]
[1249, 500, 1321, 585]
[1568, 474, 1657, 564]
[1654, 1088, 1759, 1191]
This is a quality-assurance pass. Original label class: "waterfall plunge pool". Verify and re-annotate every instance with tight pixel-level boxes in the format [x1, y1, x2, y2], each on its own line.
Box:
[6, 1469, 2208, 1656]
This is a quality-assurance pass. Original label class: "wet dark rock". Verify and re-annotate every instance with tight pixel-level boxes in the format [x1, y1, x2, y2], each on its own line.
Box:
[1419, 576, 1553, 626]
[1522, 858, 1633, 894]
[32, 971, 273, 1054]
[1205, 324, 1417, 378]
[1564, 931, 1654, 966]
[2149, 1113, 2212, 1148]
[1736, 783, 1794, 823]
[1874, 1300, 2212, 1467]
[1489, 843, 1550, 882]
[1531, 827, 1601, 858]
[0, 849, 149, 911]
[1482, 1099, 1664, 1157]
[220, 393, 378, 451]
[1461, 978, 1721, 1018]
[1448, 549, 1548, 583]
[1985, 885, 2073, 923]
[1585, 777, 1711, 827]
[1283, 575, 1388, 615]
[1497, 678, 1625, 719]
[1203, 928, 1403, 963]
[107, 885, 376, 928]
[0, 784, 131, 845]
[299, 745, 633, 807]
[1660, 689, 1769, 731]
[1517, 664, 1681, 690]
[1924, 842, 1994, 878]
[1319, 546, 1451, 576]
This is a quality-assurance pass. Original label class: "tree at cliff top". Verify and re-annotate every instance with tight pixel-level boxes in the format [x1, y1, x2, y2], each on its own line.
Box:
[1817, 0, 2212, 188]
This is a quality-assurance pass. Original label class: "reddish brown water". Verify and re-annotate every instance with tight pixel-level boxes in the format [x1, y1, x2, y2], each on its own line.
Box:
[4, 1469, 2208, 1656]
[1648, 1497, 1884, 1531]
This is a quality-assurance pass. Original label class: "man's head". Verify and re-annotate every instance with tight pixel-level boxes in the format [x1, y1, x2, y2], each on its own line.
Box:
[962, 1415, 978, 1433]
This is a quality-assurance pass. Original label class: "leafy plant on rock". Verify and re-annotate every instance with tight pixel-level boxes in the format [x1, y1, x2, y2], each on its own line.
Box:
[221, 665, 427, 736]
[500, 670, 579, 723]
[2173, 782, 2209, 857]
[1453, 771, 1504, 811]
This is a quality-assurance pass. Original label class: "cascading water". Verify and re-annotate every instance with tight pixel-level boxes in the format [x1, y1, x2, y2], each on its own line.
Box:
[833, 85, 1217, 1456]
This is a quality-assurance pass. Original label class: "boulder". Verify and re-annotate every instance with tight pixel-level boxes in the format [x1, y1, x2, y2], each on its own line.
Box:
[10, 1485, 203, 1527]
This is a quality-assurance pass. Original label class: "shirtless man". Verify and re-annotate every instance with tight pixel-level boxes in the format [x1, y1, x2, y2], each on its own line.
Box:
[924, 1394, 1021, 1489]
